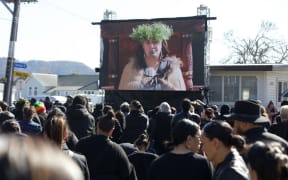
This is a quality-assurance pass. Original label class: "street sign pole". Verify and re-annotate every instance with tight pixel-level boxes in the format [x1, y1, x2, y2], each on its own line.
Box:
[3, 0, 20, 105]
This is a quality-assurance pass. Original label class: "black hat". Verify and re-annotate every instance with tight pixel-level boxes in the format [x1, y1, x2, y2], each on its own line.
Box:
[228, 100, 269, 124]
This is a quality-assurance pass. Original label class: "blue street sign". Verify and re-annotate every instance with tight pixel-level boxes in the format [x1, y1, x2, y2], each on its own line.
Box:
[14, 62, 27, 69]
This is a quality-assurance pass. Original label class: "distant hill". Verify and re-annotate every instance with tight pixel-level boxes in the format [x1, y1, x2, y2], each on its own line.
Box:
[0, 57, 96, 77]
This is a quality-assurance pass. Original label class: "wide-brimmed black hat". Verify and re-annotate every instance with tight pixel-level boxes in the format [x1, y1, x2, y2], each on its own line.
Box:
[227, 100, 270, 124]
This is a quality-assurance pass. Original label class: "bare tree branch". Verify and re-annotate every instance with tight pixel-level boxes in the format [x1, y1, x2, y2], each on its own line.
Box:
[222, 20, 287, 64]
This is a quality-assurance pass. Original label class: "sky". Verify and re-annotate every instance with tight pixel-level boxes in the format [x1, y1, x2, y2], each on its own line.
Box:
[1, 0, 288, 69]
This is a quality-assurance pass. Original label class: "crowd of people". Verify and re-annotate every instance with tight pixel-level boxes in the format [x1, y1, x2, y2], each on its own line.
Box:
[1, 95, 288, 180]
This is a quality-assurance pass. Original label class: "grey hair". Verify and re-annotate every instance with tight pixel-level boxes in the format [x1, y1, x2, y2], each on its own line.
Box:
[159, 102, 171, 113]
[280, 105, 288, 121]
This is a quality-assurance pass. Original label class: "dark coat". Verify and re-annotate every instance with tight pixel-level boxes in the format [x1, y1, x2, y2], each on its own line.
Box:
[269, 121, 288, 141]
[149, 112, 173, 155]
[128, 151, 158, 180]
[18, 119, 42, 135]
[75, 135, 132, 180]
[66, 104, 95, 139]
[244, 127, 288, 152]
[172, 111, 201, 128]
[213, 150, 249, 180]
[121, 110, 148, 143]
[147, 152, 212, 180]
[63, 143, 90, 180]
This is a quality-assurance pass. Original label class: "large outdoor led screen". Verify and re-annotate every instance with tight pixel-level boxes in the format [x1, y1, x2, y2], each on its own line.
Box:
[99, 16, 207, 91]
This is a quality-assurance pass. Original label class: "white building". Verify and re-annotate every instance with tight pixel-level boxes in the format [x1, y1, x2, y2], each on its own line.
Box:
[15, 73, 102, 105]
[209, 64, 288, 107]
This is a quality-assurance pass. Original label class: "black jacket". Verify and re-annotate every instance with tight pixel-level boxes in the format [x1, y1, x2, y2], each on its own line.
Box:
[148, 152, 212, 180]
[172, 111, 201, 127]
[75, 135, 132, 180]
[149, 112, 173, 155]
[269, 121, 288, 141]
[66, 104, 95, 139]
[121, 110, 148, 143]
[63, 143, 90, 180]
[213, 150, 249, 180]
[244, 127, 288, 153]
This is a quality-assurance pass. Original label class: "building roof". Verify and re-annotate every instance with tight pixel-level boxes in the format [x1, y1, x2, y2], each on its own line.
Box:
[31, 73, 57, 86]
[209, 64, 288, 71]
[58, 74, 98, 86]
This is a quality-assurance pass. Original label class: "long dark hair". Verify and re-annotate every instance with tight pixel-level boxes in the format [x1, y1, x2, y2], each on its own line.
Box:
[135, 40, 170, 69]
[203, 121, 245, 151]
[247, 141, 288, 180]
[172, 119, 200, 146]
[44, 108, 67, 147]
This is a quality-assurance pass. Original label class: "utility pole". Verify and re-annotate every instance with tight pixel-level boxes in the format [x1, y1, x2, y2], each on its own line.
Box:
[197, 4, 212, 105]
[2, 0, 37, 105]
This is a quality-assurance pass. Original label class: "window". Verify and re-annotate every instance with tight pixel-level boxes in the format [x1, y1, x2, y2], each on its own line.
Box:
[209, 75, 257, 103]
[224, 76, 239, 102]
[209, 76, 222, 102]
[278, 81, 288, 102]
[241, 76, 257, 100]
[278, 82, 283, 102]
[34, 87, 38, 96]
[29, 87, 32, 96]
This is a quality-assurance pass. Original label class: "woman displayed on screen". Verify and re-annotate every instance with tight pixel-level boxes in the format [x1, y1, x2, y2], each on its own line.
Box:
[118, 22, 186, 90]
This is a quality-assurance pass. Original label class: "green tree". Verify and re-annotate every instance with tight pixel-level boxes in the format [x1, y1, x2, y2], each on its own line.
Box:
[223, 21, 288, 64]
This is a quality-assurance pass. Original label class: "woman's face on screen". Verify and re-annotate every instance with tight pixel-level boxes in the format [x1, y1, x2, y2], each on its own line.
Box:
[142, 39, 162, 59]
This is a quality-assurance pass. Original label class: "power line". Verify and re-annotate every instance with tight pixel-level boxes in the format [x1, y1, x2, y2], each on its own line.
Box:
[0, 17, 11, 21]
[45, 0, 92, 22]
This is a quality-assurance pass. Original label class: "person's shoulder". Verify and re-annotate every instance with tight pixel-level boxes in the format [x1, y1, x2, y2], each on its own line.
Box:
[124, 57, 138, 68]
[165, 56, 182, 67]
[76, 135, 95, 145]
[218, 167, 249, 180]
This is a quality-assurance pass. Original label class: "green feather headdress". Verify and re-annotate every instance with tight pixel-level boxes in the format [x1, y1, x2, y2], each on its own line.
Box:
[130, 22, 173, 43]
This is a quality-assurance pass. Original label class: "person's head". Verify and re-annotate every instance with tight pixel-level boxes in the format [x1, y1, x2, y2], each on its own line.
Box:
[129, 100, 143, 112]
[171, 106, 177, 115]
[205, 107, 215, 119]
[97, 110, 116, 137]
[260, 105, 269, 118]
[72, 95, 86, 106]
[1, 119, 21, 134]
[0, 135, 83, 180]
[247, 141, 288, 180]
[0, 111, 15, 125]
[15, 98, 30, 110]
[115, 111, 125, 126]
[280, 105, 288, 121]
[130, 22, 173, 68]
[172, 119, 201, 153]
[94, 103, 104, 112]
[34, 101, 47, 114]
[181, 98, 192, 112]
[281, 100, 288, 107]
[65, 95, 73, 106]
[134, 133, 150, 152]
[229, 100, 270, 135]
[44, 108, 68, 148]
[211, 105, 218, 113]
[22, 105, 36, 120]
[191, 100, 204, 116]
[0, 101, 9, 111]
[45, 96, 51, 102]
[103, 105, 113, 115]
[159, 101, 171, 113]
[220, 104, 230, 115]
[267, 100, 275, 108]
[30, 98, 37, 106]
[120, 102, 130, 114]
[201, 121, 245, 164]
